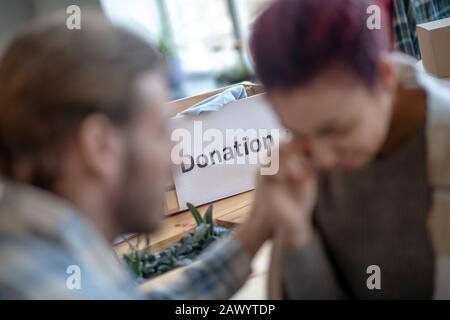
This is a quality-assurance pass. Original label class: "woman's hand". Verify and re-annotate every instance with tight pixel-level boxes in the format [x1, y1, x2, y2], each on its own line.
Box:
[235, 141, 318, 257]
[234, 187, 273, 258]
[257, 142, 318, 248]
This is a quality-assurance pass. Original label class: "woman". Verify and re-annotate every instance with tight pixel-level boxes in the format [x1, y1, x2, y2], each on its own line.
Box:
[250, 0, 450, 299]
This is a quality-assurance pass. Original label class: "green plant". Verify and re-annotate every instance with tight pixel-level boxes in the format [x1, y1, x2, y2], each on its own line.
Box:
[157, 36, 175, 60]
[123, 203, 230, 281]
[122, 234, 151, 278]
[187, 203, 215, 241]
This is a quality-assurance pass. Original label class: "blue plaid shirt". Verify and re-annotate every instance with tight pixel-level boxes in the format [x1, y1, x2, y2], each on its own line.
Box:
[0, 181, 251, 299]
[393, 0, 450, 59]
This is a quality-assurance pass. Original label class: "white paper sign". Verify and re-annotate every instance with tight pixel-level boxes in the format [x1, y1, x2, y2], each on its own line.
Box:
[169, 94, 285, 210]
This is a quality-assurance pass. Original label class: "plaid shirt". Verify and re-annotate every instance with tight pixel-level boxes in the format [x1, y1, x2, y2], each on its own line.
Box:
[393, 0, 450, 59]
[0, 181, 251, 299]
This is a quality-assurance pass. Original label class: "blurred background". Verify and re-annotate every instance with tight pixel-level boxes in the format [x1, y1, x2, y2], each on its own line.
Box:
[0, 0, 271, 99]
[1, 1, 448, 99]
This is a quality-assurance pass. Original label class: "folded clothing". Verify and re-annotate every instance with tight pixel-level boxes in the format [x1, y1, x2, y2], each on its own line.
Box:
[177, 85, 247, 116]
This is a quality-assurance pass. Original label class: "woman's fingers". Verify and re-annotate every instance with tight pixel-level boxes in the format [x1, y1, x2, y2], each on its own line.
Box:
[265, 142, 314, 184]
[253, 140, 318, 248]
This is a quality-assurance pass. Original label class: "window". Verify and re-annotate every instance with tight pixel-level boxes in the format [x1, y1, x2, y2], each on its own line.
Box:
[101, 0, 272, 96]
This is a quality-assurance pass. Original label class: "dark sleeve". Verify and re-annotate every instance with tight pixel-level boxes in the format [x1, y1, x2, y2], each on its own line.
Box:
[281, 232, 347, 299]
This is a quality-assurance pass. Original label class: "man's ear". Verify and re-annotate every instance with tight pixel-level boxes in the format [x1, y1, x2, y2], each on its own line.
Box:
[76, 113, 124, 181]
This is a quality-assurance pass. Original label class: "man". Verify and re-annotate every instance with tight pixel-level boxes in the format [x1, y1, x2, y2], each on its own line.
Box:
[0, 14, 271, 299]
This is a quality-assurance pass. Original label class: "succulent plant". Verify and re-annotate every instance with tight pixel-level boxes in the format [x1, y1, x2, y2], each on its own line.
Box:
[123, 203, 231, 281]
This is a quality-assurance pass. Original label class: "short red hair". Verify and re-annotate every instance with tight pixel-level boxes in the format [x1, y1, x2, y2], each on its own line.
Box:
[250, 0, 388, 90]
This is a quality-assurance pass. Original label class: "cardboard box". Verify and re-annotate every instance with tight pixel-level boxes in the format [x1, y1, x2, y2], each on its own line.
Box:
[163, 82, 265, 215]
[417, 17, 450, 78]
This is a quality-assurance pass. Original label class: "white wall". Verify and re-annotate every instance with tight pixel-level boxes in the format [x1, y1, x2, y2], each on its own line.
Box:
[0, 0, 104, 56]
[0, 0, 33, 54]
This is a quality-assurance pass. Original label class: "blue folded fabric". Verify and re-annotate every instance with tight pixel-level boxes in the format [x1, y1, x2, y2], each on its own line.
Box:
[177, 85, 247, 116]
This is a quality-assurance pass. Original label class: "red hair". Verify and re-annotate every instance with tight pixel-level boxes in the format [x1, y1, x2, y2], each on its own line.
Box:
[250, 0, 388, 90]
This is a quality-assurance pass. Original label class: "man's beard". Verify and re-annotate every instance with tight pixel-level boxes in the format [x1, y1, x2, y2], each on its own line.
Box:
[114, 141, 164, 235]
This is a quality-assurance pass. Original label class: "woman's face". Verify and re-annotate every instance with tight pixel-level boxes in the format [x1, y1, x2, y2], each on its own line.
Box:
[269, 66, 397, 172]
